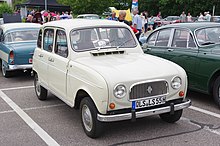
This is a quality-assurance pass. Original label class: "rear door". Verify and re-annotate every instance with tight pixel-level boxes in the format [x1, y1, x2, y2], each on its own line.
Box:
[164, 28, 199, 88]
[34, 28, 55, 88]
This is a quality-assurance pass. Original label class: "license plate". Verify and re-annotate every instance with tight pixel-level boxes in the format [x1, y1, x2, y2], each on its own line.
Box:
[134, 96, 166, 109]
[29, 58, 32, 63]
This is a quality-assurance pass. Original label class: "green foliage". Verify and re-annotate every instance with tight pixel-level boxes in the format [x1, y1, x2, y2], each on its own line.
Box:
[58, 0, 220, 17]
[0, 3, 13, 17]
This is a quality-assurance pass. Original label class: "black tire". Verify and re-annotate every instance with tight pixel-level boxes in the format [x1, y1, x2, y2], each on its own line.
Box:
[213, 76, 220, 107]
[159, 109, 183, 123]
[1, 60, 11, 78]
[80, 97, 104, 138]
[34, 73, 47, 100]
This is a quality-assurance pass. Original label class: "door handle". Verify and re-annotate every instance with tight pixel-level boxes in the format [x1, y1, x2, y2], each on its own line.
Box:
[168, 49, 174, 52]
[38, 54, 43, 57]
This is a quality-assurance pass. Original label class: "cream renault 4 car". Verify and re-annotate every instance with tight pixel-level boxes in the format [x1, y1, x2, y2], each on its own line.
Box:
[33, 19, 191, 138]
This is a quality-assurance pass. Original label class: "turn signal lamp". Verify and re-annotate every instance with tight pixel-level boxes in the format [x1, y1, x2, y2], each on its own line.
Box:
[179, 91, 185, 97]
[109, 103, 115, 109]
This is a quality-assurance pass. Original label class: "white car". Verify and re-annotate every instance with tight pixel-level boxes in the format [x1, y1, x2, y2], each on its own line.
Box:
[33, 19, 191, 138]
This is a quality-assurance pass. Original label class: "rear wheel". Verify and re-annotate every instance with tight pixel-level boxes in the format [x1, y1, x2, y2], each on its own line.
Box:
[159, 109, 183, 123]
[1, 60, 11, 78]
[213, 76, 220, 107]
[80, 97, 104, 138]
[34, 73, 47, 100]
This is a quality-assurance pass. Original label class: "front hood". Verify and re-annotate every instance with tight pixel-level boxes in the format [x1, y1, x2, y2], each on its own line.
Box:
[75, 53, 183, 85]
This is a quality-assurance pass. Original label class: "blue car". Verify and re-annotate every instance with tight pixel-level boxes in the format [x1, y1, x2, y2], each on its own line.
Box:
[0, 23, 40, 77]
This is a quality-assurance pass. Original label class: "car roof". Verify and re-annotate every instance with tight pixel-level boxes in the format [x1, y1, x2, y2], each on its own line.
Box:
[0, 23, 41, 32]
[77, 14, 99, 17]
[158, 22, 220, 31]
[42, 19, 129, 30]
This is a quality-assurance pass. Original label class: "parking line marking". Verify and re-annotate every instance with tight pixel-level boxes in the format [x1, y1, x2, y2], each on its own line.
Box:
[0, 109, 14, 114]
[189, 106, 220, 119]
[0, 86, 34, 91]
[0, 90, 60, 146]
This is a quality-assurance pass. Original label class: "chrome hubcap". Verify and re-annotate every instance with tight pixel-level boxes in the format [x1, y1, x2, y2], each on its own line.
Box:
[82, 105, 93, 132]
[1, 61, 6, 76]
[35, 75, 41, 96]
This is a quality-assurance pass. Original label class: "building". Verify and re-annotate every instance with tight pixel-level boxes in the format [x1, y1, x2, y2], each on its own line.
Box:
[0, 0, 12, 6]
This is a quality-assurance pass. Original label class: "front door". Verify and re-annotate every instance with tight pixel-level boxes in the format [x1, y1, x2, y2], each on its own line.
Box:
[48, 29, 69, 100]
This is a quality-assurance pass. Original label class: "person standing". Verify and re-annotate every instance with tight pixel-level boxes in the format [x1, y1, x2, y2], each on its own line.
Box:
[108, 11, 118, 21]
[187, 12, 193, 22]
[198, 12, 204, 21]
[117, 10, 129, 25]
[132, 9, 142, 40]
[180, 11, 187, 23]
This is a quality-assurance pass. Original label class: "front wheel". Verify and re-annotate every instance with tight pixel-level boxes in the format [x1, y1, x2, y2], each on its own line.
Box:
[159, 109, 183, 123]
[34, 73, 47, 100]
[80, 97, 104, 138]
[213, 76, 220, 107]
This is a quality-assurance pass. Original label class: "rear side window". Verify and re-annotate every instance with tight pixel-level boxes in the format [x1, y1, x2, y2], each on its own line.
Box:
[37, 29, 42, 48]
[54, 30, 68, 58]
[172, 29, 196, 48]
[155, 29, 171, 47]
[43, 29, 54, 52]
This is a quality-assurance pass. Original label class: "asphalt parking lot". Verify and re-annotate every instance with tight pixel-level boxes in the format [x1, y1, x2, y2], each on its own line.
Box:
[1, 71, 220, 146]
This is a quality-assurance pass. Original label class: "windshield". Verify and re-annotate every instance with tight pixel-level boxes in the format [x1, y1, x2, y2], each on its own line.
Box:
[196, 27, 220, 46]
[70, 27, 137, 52]
[4, 29, 39, 43]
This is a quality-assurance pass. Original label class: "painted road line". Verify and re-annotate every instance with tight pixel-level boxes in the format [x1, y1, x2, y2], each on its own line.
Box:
[22, 104, 65, 111]
[0, 90, 60, 146]
[0, 86, 34, 91]
[189, 106, 220, 119]
[0, 104, 65, 114]
[0, 109, 14, 114]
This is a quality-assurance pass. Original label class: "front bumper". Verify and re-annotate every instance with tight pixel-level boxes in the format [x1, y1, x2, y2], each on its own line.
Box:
[97, 99, 191, 122]
[8, 64, 32, 71]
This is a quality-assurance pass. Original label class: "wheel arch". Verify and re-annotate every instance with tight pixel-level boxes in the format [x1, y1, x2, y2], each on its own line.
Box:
[208, 70, 220, 94]
[74, 89, 93, 110]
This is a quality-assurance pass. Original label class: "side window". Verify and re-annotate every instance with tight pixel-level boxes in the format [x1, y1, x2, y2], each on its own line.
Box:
[147, 31, 158, 46]
[172, 29, 196, 48]
[43, 29, 54, 52]
[4, 33, 12, 42]
[55, 30, 68, 58]
[37, 29, 42, 48]
[155, 29, 171, 47]
[188, 34, 196, 48]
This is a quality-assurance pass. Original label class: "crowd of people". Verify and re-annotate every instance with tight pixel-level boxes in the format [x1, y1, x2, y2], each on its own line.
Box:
[25, 9, 73, 24]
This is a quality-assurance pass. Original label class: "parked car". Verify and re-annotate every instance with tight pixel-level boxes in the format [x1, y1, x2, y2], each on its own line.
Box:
[77, 14, 100, 19]
[211, 16, 220, 23]
[33, 19, 191, 138]
[143, 22, 220, 107]
[155, 16, 181, 27]
[0, 23, 41, 77]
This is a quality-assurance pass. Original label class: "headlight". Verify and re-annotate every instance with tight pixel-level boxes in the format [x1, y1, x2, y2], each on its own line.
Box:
[114, 84, 127, 99]
[171, 76, 182, 89]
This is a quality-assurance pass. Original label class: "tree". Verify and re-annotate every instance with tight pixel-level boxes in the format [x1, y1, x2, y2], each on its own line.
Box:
[0, 3, 13, 17]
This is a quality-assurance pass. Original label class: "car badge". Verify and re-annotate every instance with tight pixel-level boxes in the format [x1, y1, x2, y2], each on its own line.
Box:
[147, 86, 153, 94]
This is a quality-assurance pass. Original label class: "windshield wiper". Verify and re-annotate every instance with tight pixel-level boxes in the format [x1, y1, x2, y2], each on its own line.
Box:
[201, 41, 215, 46]
[116, 39, 133, 49]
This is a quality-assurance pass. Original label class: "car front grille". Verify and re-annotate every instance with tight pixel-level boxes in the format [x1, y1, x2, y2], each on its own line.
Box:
[129, 80, 168, 100]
